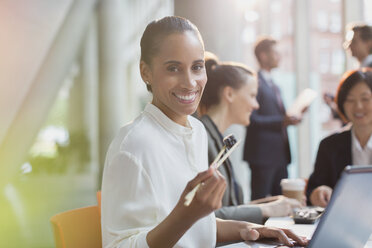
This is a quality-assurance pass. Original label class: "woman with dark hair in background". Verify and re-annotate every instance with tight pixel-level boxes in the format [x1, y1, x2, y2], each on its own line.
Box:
[199, 52, 303, 225]
[307, 68, 372, 207]
[101, 16, 307, 247]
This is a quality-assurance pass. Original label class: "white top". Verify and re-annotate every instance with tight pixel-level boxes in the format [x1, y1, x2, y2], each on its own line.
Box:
[351, 129, 372, 165]
[361, 54, 372, 68]
[101, 103, 216, 248]
[260, 69, 274, 87]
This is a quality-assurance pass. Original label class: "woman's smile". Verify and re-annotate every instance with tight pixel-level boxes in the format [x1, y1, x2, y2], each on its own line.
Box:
[173, 91, 198, 104]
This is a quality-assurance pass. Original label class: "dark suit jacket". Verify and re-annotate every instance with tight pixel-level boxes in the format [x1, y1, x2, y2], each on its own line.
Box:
[306, 129, 352, 204]
[200, 115, 264, 224]
[243, 70, 290, 167]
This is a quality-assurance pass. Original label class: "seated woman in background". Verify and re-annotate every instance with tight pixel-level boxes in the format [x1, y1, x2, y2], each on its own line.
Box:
[307, 68, 372, 207]
[101, 16, 307, 247]
[199, 52, 303, 225]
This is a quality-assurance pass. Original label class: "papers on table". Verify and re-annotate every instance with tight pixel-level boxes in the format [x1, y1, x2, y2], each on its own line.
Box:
[286, 88, 318, 117]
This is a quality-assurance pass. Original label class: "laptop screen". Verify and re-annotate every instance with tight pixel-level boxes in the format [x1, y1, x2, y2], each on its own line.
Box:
[309, 165, 372, 248]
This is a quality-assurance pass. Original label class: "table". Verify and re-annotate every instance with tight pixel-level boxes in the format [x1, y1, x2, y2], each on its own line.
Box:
[220, 217, 372, 247]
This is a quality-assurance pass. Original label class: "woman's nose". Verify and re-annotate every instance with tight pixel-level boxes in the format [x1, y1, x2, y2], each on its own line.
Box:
[253, 99, 260, 110]
[355, 100, 363, 108]
[182, 71, 197, 88]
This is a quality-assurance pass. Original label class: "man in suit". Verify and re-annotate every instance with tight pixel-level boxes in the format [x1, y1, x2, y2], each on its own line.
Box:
[344, 23, 372, 68]
[244, 37, 302, 200]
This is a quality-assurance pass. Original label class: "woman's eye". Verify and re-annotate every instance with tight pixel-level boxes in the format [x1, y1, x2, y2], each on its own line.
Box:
[192, 64, 204, 71]
[167, 66, 179, 72]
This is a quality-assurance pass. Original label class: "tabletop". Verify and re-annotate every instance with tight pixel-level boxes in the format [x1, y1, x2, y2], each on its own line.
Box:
[220, 217, 372, 248]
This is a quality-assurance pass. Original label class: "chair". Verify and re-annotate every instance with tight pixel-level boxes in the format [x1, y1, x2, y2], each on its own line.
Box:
[97, 190, 101, 215]
[50, 205, 102, 248]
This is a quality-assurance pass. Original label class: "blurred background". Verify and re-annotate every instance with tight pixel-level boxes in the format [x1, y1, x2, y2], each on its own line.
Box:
[0, 0, 371, 247]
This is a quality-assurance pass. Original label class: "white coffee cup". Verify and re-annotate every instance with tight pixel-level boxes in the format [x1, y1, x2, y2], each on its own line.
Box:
[280, 178, 306, 203]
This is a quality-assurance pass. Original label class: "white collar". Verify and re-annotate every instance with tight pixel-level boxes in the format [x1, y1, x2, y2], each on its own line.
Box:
[361, 54, 372, 68]
[351, 128, 372, 151]
[260, 69, 271, 79]
[144, 103, 194, 136]
[260, 69, 273, 86]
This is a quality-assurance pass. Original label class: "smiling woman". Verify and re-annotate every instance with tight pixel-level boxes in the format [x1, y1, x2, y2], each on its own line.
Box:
[307, 68, 372, 208]
[100, 16, 308, 248]
[140, 30, 207, 126]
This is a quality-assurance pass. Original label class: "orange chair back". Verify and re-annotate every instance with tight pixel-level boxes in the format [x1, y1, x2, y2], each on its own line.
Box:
[50, 205, 102, 248]
[97, 191, 101, 215]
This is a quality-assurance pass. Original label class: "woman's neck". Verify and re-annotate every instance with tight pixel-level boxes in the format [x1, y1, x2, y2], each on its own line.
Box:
[206, 105, 232, 134]
[353, 125, 372, 148]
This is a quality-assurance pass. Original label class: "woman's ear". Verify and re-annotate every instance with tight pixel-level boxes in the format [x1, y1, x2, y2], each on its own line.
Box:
[140, 61, 151, 84]
[223, 86, 235, 103]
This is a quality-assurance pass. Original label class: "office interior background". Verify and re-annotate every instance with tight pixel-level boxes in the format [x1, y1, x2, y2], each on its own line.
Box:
[0, 0, 371, 246]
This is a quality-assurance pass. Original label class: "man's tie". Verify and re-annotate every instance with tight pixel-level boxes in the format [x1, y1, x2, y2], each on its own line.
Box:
[270, 80, 289, 142]
[271, 81, 285, 114]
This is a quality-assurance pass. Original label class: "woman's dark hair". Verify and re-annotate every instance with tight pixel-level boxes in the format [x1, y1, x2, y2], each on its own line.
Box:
[335, 68, 372, 119]
[140, 16, 203, 92]
[200, 52, 255, 111]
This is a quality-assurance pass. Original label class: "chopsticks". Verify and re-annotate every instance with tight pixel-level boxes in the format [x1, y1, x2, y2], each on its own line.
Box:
[184, 135, 241, 206]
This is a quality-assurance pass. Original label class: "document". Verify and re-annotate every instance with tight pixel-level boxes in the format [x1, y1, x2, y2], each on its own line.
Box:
[286, 88, 317, 117]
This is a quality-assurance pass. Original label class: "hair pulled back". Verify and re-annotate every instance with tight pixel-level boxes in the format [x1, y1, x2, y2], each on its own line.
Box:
[201, 52, 255, 110]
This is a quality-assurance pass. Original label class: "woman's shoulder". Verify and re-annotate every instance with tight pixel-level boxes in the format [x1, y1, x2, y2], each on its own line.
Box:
[320, 128, 351, 145]
[110, 113, 160, 153]
[189, 115, 208, 136]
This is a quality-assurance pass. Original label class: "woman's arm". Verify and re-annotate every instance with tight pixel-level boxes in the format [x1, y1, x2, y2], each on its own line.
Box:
[103, 152, 225, 248]
[306, 139, 332, 205]
[147, 167, 226, 248]
[216, 218, 308, 247]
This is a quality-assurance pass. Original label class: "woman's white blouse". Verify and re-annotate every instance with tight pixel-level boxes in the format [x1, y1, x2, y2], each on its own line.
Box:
[351, 128, 372, 165]
[101, 103, 216, 247]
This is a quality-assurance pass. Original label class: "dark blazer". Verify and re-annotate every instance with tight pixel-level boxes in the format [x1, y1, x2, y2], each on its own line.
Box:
[306, 129, 352, 204]
[243, 70, 290, 167]
[200, 115, 264, 224]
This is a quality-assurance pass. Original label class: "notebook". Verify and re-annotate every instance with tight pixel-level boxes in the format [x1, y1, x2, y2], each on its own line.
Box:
[307, 165, 372, 248]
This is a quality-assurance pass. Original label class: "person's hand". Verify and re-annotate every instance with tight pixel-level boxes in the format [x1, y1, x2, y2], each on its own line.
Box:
[323, 92, 335, 105]
[176, 167, 226, 221]
[283, 115, 302, 127]
[147, 168, 226, 248]
[301, 106, 309, 114]
[310, 185, 332, 207]
[240, 223, 309, 247]
[259, 195, 303, 217]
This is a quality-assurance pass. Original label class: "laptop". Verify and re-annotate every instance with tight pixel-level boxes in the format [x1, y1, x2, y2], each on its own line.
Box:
[220, 166, 372, 248]
[307, 165, 372, 248]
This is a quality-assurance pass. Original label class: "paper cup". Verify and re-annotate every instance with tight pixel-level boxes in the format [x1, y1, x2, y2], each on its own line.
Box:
[280, 178, 306, 203]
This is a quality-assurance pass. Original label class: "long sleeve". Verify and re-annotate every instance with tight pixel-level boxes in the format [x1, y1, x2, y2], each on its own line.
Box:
[101, 151, 158, 248]
[101, 104, 216, 248]
[306, 140, 332, 205]
[200, 115, 264, 224]
[215, 205, 264, 224]
[306, 130, 352, 205]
